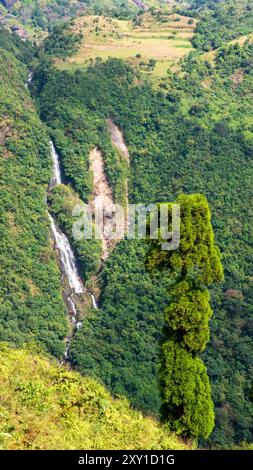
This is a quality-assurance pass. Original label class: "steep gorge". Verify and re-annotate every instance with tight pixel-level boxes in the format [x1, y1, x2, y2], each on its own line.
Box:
[46, 121, 131, 356]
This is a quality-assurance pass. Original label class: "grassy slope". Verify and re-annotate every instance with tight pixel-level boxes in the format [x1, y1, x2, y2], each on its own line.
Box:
[0, 343, 190, 450]
[56, 12, 195, 78]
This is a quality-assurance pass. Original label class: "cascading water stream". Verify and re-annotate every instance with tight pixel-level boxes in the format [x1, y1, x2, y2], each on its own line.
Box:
[91, 295, 98, 310]
[47, 211, 84, 295]
[47, 140, 98, 357]
[49, 141, 62, 188]
[48, 140, 84, 297]
[25, 72, 33, 88]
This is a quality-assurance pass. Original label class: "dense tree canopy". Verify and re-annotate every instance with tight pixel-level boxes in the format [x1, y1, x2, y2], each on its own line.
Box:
[188, 0, 253, 51]
[33, 46, 253, 447]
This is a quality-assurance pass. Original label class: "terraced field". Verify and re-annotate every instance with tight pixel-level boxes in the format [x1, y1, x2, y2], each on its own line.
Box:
[56, 13, 196, 77]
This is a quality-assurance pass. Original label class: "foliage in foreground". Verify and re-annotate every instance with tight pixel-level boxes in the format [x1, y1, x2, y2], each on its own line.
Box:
[0, 343, 190, 450]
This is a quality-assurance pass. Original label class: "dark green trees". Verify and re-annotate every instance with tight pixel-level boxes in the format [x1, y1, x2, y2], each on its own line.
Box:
[42, 22, 83, 58]
[147, 194, 224, 439]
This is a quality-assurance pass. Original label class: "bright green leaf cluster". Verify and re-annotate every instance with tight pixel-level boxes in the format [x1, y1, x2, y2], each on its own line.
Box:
[164, 280, 212, 353]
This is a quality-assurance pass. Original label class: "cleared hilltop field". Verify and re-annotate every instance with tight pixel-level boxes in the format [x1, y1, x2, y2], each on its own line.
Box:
[55, 12, 196, 78]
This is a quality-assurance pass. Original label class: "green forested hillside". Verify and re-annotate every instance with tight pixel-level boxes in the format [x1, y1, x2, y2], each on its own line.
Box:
[33, 38, 253, 447]
[0, 25, 190, 453]
[188, 0, 253, 51]
[0, 26, 34, 61]
[1, 0, 253, 452]
[0, 343, 189, 450]
[0, 29, 67, 357]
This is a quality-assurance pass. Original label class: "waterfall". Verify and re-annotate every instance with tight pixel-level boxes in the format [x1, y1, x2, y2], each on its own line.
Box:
[64, 296, 82, 359]
[48, 140, 84, 296]
[25, 72, 33, 88]
[47, 211, 84, 295]
[47, 141, 99, 356]
[47, 141, 86, 357]
[91, 294, 98, 310]
[50, 141, 62, 187]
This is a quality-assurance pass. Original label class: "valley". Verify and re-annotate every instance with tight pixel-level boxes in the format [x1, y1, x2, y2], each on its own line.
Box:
[1, 0, 253, 453]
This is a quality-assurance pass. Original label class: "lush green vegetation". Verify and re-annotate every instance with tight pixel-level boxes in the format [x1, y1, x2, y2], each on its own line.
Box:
[1, 2, 253, 450]
[0, 29, 67, 357]
[70, 239, 171, 415]
[41, 22, 83, 58]
[85, 0, 138, 18]
[0, 343, 189, 450]
[33, 38, 253, 446]
[0, 26, 34, 63]
[33, 59, 131, 205]
[188, 0, 253, 51]
[0, 0, 138, 36]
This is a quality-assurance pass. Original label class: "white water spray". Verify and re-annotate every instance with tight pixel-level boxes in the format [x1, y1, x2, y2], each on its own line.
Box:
[25, 72, 33, 88]
[47, 211, 84, 295]
[91, 294, 98, 310]
[50, 140, 62, 188]
[47, 141, 87, 357]
[48, 141, 84, 296]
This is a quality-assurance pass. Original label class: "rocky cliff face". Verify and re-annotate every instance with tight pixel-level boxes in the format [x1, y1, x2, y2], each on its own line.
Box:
[1, 0, 17, 9]
[130, 0, 148, 10]
[0, 0, 87, 35]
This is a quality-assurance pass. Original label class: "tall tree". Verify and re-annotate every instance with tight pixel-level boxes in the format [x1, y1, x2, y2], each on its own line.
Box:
[147, 194, 224, 439]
